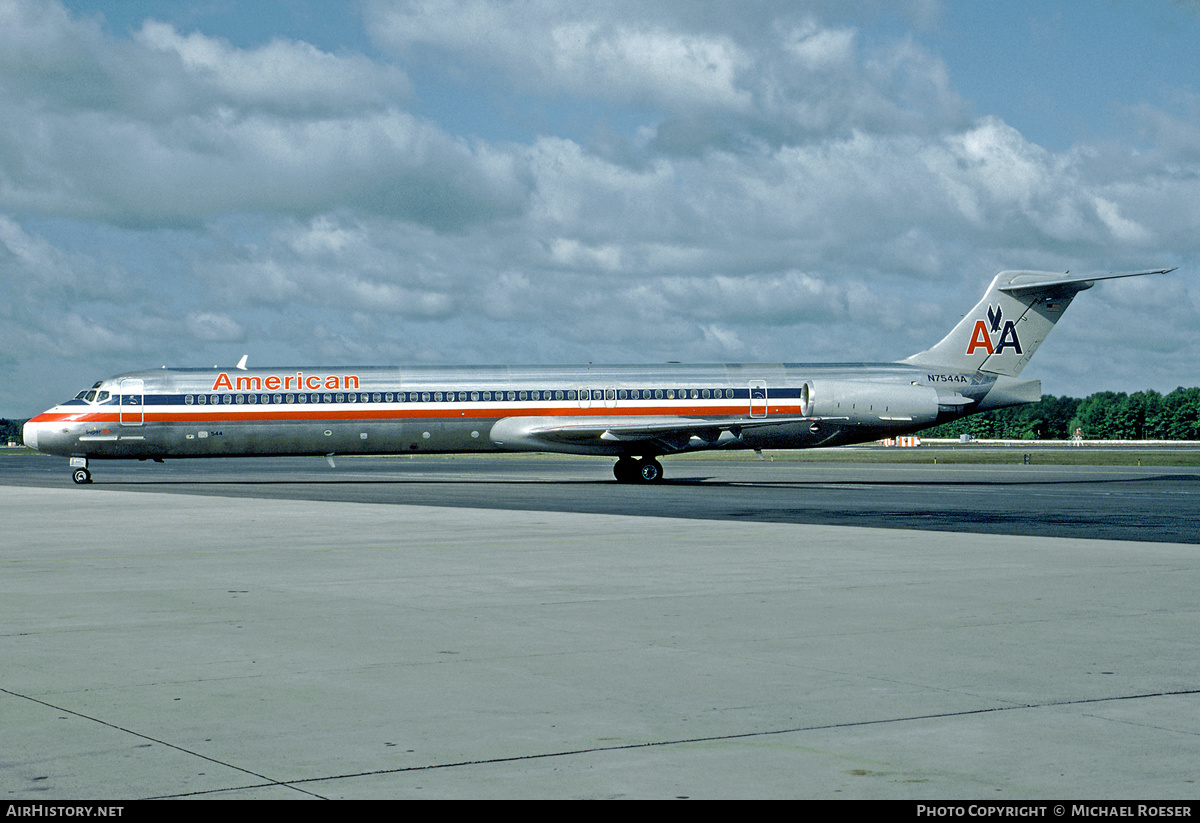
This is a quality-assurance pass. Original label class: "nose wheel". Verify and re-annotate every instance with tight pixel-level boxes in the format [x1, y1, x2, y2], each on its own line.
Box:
[614, 456, 663, 483]
[70, 458, 92, 484]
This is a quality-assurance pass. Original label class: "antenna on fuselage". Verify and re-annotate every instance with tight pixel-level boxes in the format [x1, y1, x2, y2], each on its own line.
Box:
[236, 354, 248, 371]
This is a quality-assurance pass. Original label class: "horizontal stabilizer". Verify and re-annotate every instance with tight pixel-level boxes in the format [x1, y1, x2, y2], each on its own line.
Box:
[997, 268, 1176, 296]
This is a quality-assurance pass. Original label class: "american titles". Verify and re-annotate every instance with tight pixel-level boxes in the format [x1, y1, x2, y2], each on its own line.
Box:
[211, 372, 361, 392]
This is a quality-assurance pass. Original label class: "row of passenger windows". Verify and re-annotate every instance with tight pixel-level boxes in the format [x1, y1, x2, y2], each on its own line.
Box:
[183, 388, 743, 406]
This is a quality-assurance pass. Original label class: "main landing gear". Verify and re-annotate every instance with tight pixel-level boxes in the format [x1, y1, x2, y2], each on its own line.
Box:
[613, 456, 664, 483]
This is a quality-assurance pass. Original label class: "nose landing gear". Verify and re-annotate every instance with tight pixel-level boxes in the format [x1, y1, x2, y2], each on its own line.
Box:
[70, 458, 92, 484]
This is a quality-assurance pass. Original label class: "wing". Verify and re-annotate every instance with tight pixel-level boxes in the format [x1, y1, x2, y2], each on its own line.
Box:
[491, 414, 842, 454]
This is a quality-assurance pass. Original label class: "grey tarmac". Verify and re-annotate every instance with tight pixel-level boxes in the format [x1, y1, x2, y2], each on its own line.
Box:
[1, 454, 1198, 799]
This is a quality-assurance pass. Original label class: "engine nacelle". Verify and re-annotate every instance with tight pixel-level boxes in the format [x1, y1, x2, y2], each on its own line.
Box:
[803, 379, 941, 426]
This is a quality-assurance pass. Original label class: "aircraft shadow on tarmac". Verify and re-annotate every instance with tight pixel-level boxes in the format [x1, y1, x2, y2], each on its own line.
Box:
[85, 472, 1199, 488]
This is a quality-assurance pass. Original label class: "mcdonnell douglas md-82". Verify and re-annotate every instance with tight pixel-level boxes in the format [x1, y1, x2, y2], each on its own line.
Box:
[23, 268, 1176, 484]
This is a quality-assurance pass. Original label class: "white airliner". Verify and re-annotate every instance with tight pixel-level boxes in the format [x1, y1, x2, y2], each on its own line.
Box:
[23, 268, 1175, 484]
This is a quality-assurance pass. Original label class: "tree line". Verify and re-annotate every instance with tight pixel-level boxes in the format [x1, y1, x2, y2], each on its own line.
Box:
[3, 386, 1199, 445]
[1, 418, 26, 444]
[920, 387, 1200, 440]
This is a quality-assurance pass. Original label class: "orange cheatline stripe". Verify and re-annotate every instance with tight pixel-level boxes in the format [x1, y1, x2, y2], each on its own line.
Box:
[31, 403, 797, 425]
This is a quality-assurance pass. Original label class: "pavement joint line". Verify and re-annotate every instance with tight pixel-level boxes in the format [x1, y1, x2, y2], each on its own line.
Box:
[10, 684, 1192, 800]
[1, 687, 327, 800]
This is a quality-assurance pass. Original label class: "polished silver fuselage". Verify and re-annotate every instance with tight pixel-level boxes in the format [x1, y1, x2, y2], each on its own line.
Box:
[23, 362, 1032, 462]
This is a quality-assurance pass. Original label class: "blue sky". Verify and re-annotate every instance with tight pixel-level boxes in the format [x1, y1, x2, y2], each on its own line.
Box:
[2, 0, 1198, 417]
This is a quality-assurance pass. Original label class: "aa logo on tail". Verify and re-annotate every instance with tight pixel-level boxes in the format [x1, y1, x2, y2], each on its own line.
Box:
[966, 304, 1022, 355]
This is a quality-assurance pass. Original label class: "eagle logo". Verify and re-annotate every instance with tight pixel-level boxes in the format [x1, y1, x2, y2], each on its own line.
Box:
[987, 304, 1003, 333]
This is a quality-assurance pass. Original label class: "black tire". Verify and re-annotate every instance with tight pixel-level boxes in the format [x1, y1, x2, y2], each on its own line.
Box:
[637, 458, 663, 483]
[614, 457, 637, 483]
[72, 468, 92, 485]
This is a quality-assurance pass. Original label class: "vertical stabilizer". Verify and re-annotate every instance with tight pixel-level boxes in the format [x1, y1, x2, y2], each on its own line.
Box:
[901, 269, 1175, 377]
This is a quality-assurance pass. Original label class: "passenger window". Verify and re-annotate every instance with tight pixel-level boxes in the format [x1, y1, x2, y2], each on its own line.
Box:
[185, 395, 194, 405]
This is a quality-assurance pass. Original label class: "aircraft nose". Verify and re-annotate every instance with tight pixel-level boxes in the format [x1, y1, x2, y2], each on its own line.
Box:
[22, 419, 40, 451]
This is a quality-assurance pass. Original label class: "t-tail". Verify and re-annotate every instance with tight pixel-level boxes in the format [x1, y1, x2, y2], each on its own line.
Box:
[901, 268, 1176, 376]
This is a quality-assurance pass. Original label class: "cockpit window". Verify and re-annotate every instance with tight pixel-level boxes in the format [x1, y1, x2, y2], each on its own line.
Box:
[76, 382, 106, 403]
[74, 383, 114, 404]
